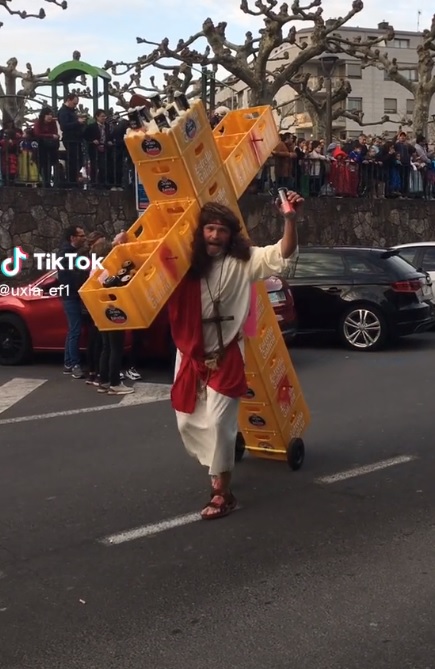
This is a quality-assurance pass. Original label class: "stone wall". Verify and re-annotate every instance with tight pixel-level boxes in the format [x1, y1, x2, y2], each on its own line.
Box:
[1, 186, 435, 279]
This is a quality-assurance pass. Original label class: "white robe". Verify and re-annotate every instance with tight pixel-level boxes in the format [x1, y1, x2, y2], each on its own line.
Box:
[174, 241, 298, 476]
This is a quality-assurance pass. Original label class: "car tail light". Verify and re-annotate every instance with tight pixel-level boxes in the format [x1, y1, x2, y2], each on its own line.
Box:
[391, 280, 421, 293]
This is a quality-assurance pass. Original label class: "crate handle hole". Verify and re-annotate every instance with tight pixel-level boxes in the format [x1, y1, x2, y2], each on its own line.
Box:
[167, 206, 185, 215]
[134, 225, 143, 238]
[100, 293, 117, 303]
[152, 164, 171, 175]
[208, 182, 218, 196]
[194, 142, 204, 156]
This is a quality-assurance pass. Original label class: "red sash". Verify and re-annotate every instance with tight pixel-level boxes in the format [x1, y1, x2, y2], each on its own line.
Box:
[167, 275, 248, 413]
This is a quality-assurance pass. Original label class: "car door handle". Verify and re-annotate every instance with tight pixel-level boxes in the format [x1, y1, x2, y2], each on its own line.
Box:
[326, 287, 341, 293]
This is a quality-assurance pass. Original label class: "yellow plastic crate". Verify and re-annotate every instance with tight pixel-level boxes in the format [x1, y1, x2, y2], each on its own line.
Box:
[214, 132, 260, 199]
[249, 107, 280, 165]
[123, 99, 211, 164]
[136, 134, 224, 203]
[79, 240, 161, 331]
[124, 128, 181, 163]
[80, 199, 200, 330]
[196, 168, 239, 210]
[125, 199, 197, 243]
[135, 157, 197, 202]
[238, 428, 287, 461]
[172, 100, 211, 151]
[213, 109, 260, 136]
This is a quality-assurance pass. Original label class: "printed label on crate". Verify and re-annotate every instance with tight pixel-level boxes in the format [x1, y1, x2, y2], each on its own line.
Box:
[258, 325, 276, 360]
[193, 148, 218, 186]
[183, 111, 202, 142]
[248, 414, 266, 427]
[158, 178, 178, 196]
[105, 306, 127, 324]
[289, 411, 306, 438]
[268, 356, 287, 391]
[143, 270, 174, 310]
[256, 291, 265, 321]
[142, 138, 162, 157]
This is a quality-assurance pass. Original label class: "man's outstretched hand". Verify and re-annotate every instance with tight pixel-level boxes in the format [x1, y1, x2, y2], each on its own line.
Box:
[275, 190, 304, 217]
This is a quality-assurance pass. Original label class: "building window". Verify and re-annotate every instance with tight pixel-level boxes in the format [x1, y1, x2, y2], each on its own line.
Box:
[384, 98, 397, 114]
[406, 99, 414, 114]
[392, 38, 410, 48]
[347, 97, 363, 112]
[402, 69, 418, 81]
[347, 63, 362, 78]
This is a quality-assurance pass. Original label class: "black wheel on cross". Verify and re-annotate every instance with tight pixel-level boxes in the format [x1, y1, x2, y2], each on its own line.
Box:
[286, 438, 305, 471]
[235, 432, 246, 462]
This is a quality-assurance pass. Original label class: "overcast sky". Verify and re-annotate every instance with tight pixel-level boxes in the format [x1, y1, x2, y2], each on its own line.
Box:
[0, 0, 431, 111]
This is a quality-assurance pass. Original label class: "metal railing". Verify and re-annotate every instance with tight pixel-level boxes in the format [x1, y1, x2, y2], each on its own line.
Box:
[1, 141, 434, 200]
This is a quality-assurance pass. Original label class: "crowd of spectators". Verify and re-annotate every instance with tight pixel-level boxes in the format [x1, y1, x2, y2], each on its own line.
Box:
[1, 96, 434, 199]
[262, 130, 435, 199]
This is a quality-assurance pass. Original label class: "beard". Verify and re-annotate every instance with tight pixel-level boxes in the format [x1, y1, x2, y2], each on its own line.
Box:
[206, 241, 226, 257]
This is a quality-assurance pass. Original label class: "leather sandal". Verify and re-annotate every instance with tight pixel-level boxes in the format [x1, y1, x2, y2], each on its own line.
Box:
[200, 490, 237, 520]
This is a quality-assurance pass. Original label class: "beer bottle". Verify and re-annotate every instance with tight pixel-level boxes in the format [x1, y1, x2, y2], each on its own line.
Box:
[174, 91, 190, 113]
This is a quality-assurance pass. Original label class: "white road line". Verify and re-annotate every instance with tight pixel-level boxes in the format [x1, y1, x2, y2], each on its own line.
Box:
[0, 378, 46, 414]
[316, 455, 417, 484]
[99, 512, 202, 545]
[0, 382, 171, 426]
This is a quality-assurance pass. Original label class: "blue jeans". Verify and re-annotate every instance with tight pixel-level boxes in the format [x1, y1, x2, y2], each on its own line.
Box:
[62, 298, 82, 367]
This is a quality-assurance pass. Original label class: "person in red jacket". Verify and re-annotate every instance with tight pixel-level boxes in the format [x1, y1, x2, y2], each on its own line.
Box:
[33, 107, 60, 186]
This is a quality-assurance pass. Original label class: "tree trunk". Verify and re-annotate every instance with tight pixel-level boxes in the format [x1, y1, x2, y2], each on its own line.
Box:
[304, 101, 326, 139]
[248, 84, 275, 107]
[412, 89, 432, 137]
[2, 71, 18, 125]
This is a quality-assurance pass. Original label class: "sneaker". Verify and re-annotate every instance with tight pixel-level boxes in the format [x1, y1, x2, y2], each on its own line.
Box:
[72, 365, 85, 379]
[92, 376, 101, 387]
[86, 373, 97, 385]
[125, 367, 142, 381]
[63, 366, 73, 375]
[107, 382, 135, 395]
[119, 372, 125, 380]
[97, 383, 110, 393]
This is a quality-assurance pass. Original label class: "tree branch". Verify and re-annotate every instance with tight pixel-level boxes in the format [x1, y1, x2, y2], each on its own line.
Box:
[0, 0, 67, 27]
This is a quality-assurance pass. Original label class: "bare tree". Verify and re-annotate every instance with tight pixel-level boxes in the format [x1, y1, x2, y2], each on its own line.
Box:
[288, 72, 393, 136]
[105, 0, 365, 108]
[0, 58, 52, 124]
[328, 17, 435, 135]
[0, 0, 67, 28]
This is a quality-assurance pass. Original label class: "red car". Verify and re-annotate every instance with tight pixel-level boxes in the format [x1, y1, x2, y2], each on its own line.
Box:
[0, 271, 297, 366]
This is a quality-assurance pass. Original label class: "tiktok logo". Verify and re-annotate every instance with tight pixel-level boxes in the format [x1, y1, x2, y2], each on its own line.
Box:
[1, 246, 29, 277]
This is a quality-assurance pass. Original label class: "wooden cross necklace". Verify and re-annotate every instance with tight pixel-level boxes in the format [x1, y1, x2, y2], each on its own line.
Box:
[202, 255, 234, 364]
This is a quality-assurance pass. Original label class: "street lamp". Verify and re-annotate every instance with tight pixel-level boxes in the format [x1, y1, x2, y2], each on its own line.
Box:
[319, 55, 339, 147]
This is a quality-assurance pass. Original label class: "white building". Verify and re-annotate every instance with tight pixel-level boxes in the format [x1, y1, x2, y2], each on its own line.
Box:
[214, 22, 435, 141]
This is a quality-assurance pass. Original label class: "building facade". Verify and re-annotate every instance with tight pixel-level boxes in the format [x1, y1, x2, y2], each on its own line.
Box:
[214, 22, 435, 141]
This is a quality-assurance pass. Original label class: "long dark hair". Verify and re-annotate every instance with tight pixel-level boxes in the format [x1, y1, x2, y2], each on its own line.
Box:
[188, 202, 251, 279]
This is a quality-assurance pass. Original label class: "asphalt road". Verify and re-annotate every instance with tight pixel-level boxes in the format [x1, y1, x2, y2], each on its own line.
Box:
[1, 334, 435, 669]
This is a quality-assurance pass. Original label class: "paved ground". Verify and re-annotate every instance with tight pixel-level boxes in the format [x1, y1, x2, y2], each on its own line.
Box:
[1, 334, 435, 668]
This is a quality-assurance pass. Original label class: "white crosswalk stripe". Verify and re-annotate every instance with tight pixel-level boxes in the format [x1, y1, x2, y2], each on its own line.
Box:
[0, 378, 47, 414]
[0, 378, 171, 425]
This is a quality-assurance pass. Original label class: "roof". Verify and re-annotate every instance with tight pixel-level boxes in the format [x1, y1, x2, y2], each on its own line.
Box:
[48, 60, 111, 84]
[299, 246, 391, 252]
[392, 242, 435, 248]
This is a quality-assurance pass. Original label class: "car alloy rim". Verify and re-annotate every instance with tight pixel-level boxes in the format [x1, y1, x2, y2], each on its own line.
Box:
[343, 309, 382, 349]
[0, 323, 22, 359]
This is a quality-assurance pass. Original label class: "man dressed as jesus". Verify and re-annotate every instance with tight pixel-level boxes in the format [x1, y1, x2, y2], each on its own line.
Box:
[167, 190, 302, 520]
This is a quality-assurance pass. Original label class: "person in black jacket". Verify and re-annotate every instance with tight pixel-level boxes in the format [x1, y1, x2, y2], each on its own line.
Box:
[57, 225, 88, 377]
[58, 93, 86, 186]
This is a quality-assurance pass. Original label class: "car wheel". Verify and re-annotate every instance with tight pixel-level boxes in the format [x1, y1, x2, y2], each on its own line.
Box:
[0, 314, 32, 365]
[339, 303, 388, 352]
